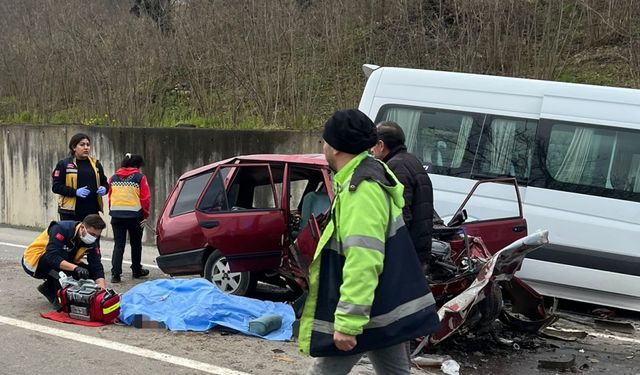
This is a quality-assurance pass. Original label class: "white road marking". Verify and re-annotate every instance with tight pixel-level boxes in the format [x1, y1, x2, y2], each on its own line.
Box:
[102, 257, 159, 269]
[545, 326, 640, 344]
[589, 331, 640, 344]
[0, 242, 24, 248]
[0, 315, 251, 375]
[0, 241, 159, 269]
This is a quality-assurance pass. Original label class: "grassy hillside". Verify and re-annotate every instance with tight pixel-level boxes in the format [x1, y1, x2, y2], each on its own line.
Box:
[0, 0, 638, 129]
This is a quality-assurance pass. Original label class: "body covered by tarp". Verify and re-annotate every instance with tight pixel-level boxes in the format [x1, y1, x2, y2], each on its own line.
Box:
[119, 278, 294, 341]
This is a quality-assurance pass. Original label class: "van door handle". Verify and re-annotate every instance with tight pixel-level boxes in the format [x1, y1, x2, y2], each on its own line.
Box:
[512, 225, 527, 233]
[199, 220, 219, 229]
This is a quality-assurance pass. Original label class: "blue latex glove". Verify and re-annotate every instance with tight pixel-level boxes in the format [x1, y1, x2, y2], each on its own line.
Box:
[97, 186, 107, 196]
[76, 186, 90, 198]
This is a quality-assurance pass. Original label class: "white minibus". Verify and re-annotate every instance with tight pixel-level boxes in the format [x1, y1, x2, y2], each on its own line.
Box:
[358, 64, 640, 312]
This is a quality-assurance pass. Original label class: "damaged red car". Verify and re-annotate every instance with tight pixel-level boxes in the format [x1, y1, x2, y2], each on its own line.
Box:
[156, 154, 333, 295]
[156, 154, 554, 346]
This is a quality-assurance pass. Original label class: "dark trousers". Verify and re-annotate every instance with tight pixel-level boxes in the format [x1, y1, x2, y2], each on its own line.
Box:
[59, 211, 94, 222]
[26, 258, 77, 303]
[308, 342, 411, 374]
[60, 212, 81, 221]
[111, 217, 144, 276]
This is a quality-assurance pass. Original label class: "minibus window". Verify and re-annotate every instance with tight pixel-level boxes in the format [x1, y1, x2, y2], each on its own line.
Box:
[542, 121, 640, 200]
[376, 104, 480, 177]
[420, 112, 474, 169]
[630, 155, 640, 193]
[473, 117, 537, 183]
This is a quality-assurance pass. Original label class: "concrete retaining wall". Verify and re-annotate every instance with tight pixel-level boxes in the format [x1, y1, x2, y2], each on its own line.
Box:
[0, 124, 321, 241]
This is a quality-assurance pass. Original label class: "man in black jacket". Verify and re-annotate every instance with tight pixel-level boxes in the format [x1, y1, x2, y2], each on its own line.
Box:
[371, 121, 433, 265]
[22, 214, 107, 307]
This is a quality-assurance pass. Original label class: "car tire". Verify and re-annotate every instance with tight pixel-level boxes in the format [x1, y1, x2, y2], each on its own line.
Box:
[204, 250, 256, 296]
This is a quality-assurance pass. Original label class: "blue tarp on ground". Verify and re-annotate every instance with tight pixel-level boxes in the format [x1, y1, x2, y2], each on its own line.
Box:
[118, 278, 294, 341]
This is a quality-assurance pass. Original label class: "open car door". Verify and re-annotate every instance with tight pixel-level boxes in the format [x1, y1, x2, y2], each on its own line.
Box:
[195, 163, 286, 272]
[451, 178, 528, 254]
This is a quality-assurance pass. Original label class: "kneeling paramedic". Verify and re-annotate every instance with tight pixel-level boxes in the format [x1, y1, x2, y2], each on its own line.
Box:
[299, 109, 440, 375]
[22, 214, 107, 307]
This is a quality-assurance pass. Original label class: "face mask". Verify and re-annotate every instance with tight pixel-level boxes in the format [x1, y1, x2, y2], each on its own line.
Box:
[80, 228, 97, 245]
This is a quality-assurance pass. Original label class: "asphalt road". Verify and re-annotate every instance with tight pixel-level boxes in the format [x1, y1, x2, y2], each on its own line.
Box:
[1, 225, 639, 375]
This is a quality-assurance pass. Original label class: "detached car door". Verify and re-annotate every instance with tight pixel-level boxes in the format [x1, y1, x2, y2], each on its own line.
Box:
[453, 178, 528, 254]
[195, 163, 286, 272]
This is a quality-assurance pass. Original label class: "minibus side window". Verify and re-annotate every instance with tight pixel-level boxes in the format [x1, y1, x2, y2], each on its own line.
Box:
[376, 104, 481, 177]
[472, 117, 537, 184]
[536, 120, 640, 202]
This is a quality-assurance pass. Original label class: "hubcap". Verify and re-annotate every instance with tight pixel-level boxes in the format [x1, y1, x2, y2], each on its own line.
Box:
[210, 256, 242, 293]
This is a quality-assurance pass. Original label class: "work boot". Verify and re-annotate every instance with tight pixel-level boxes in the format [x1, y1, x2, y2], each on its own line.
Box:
[111, 274, 121, 283]
[132, 268, 150, 279]
[37, 281, 57, 305]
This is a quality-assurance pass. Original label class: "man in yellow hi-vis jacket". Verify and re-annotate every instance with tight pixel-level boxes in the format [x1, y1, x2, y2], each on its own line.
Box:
[22, 214, 107, 307]
[299, 110, 440, 374]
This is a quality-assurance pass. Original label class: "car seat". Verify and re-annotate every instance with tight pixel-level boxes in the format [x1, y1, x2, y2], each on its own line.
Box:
[299, 189, 331, 232]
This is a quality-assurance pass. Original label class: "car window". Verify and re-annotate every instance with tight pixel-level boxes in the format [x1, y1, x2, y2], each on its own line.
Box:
[172, 172, 213, 216]
[198, 165, 278, 211]
[288, 166, 326, 210]
[198, 171, 229, 212]
[269, 163, 284, 205]
[252, 184, 277, 208]
[455, 180, 522, 222]
[290, 180, 309, 210]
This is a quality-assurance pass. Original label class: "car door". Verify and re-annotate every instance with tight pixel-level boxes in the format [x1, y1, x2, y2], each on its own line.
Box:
[195, 163, 286, 272]
[453, 177, 528, 254]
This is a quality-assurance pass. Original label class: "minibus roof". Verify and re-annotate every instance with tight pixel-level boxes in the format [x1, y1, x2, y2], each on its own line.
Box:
[363, 65, 640, 128]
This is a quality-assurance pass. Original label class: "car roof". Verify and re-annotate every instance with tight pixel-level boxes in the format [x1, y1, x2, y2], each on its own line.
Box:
[179, 153, 328, 180]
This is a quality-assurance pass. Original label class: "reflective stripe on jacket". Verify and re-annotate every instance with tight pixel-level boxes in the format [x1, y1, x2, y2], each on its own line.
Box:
[109, 172, 144, 218]
[22, 221, 97, 277]
[53, 155, 104, 213]
[298, 152, 440, 357]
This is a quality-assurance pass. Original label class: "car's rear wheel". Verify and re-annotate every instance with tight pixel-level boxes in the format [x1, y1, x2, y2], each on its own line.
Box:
[204, 250, 256, 296]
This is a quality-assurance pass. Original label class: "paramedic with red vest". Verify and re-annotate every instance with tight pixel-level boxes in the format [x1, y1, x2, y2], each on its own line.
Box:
[22, 214, 107, 307]
[52, 133, 109, 221]
[108, 153, 151, 283]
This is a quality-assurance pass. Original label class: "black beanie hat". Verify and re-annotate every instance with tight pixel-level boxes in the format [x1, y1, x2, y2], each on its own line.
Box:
[322, 109, 378, 154]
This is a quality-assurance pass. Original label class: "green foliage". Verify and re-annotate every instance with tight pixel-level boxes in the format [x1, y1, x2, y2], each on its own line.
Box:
[83, 113, 118, 126]
[557, 51, 637, 88]
[0, 96, 19, 111]
[557, 67, 619, 86]
[161, 110, 280, 130]
[0, 110, 44, 124]
[0, 1, 638, 129]
[50, 108, 83, 125]
[289, 113, 324, 130]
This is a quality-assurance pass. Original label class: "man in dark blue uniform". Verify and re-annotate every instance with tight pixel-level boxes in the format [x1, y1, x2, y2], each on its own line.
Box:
[22, 214, 107, 307]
